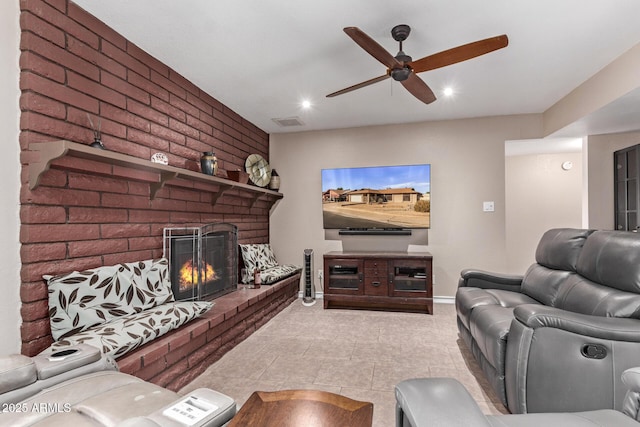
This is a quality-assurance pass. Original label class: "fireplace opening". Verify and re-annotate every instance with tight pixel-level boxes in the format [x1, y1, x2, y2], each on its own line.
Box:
[164, 223, 237, 301]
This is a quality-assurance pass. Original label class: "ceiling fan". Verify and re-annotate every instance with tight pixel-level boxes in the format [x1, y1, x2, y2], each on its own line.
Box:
[327, 25, 508, 104]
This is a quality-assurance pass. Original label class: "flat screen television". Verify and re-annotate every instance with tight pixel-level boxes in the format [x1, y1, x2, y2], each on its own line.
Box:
[321, 164, 431, 230]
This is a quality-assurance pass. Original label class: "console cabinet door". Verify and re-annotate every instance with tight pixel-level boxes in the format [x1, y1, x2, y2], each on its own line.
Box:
[389, 259, 432, 298]
[324, 258, 363, 295]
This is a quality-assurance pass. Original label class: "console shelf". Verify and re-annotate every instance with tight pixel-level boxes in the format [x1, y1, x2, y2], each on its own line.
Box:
[323, 251, 433, 314]
[28, 140, 282, 207]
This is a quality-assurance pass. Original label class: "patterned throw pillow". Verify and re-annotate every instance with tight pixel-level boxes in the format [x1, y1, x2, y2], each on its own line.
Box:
[46, 258, 174, 340]
[240, 244, 279, 271]
[260, 265, 301, 285]
[49, 300, 212, 359]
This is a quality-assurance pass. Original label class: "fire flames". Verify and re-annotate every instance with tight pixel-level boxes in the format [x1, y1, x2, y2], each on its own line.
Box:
[178, 259, 217, 291]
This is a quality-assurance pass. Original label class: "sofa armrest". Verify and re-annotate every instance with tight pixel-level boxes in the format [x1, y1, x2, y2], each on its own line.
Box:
[1, 345, 118, 406]
[623, 367, 640, 393]
[622, 367, 640, 421]
[459, 269, 524, 291]
[33, 344, 106, 379]
[513, 304, 640, 341]
[1, 344, 105, 393]
[395, 378, 491, 427]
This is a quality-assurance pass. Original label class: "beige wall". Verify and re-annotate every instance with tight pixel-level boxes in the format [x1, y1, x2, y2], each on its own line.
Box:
[1, 1, 23, 354]
[270, 114, 543, 298]
[587, 131, 640, 230]
[505, 151, 584, 273]
[544, 43, 640, 136]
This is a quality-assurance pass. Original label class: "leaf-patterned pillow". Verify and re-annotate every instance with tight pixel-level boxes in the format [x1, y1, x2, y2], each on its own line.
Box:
[48, 300, 213, 359]
[240, 244, 279, 271]
[46, 258, 174, 340]
[260, 264, 301, 285]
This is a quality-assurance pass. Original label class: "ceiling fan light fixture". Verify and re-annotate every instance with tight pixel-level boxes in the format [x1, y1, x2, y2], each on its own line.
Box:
[390, 67, 411, 82]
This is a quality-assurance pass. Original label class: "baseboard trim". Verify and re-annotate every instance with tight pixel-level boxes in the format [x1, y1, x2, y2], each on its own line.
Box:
[298, 291, 324, 299]
[297, 291, 454, 304]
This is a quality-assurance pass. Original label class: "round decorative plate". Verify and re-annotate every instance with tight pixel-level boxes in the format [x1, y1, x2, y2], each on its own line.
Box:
[245, 154, 271, 187]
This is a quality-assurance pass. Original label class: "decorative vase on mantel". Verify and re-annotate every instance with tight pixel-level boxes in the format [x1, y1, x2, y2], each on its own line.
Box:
[87, 113, 105, 149]
[200, 151, 218, 176]
[90, 137, 105, 150]
[269, 169, 280, 191]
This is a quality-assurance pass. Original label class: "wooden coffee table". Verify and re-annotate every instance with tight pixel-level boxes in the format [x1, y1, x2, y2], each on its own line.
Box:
[228, 389, 373, 426]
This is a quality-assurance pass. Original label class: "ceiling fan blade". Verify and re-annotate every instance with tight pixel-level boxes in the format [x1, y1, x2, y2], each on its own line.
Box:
[343, 27, 402, 69]
[410, 34, 508, 73]
[401, 73, 437, 104]
[327, 74, 390, 98]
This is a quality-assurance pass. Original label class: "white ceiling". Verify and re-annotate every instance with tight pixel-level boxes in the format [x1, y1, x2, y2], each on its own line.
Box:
[72, 0, 640, 136]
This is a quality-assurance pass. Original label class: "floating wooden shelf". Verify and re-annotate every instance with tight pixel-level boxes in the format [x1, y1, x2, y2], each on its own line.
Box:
[28, 140, 283, 207]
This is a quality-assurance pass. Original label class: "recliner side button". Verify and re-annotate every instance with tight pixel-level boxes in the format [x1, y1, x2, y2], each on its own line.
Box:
[581, 344, 607, 359]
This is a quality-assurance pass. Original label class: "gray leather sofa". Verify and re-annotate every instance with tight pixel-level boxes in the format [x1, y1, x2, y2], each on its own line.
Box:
[394, 367, 640, 427]
[0, 344, 236, 426]
[456, 228, 640, 413]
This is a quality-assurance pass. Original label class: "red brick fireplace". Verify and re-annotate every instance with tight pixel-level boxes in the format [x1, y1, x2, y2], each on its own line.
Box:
[19, 0, 280, 361]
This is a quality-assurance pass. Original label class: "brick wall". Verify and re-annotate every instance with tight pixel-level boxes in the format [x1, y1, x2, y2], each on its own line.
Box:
[19, 0, 273, 355]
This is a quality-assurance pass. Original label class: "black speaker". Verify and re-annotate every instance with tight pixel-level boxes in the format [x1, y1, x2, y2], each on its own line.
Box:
[302, 249, 316, 306]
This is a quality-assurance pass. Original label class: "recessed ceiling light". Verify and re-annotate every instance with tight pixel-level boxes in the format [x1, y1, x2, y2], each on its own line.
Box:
[443, 87, 454, 97]
[301, 99, 312, 109]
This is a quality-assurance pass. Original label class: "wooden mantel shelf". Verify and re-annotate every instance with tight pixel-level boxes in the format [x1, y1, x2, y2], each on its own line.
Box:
[28, 140, 283, 206]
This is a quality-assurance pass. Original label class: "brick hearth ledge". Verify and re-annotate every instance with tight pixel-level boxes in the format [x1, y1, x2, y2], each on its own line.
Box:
[116, 273, 301, 391]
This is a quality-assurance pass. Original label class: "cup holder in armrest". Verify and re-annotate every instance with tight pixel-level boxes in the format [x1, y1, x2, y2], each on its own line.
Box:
[50, 349, 80, 359]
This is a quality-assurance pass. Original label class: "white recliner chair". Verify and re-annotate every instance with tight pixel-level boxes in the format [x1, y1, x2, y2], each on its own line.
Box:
[0, 344, 236, 427]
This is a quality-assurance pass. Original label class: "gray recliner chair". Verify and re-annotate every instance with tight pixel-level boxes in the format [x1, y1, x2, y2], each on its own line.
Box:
[0, 344, 236, 427]
[395, 367, 640, 426]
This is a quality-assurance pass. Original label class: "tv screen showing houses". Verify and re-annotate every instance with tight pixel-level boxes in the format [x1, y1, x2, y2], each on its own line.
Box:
[322, 164, 431, 229]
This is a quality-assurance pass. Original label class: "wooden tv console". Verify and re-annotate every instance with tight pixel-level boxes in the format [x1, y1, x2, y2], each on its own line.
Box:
[323, 251, 433, 314]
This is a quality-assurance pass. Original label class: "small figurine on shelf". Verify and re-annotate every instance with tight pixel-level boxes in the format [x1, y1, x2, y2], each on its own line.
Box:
[150, 152, 169, 165]
[87, 113, 105, 150]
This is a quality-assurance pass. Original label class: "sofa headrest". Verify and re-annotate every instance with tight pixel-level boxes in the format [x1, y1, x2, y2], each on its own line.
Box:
[577, 230, 640, 293]
[535, 228, 594, 271]
[0, 354, 36, 394]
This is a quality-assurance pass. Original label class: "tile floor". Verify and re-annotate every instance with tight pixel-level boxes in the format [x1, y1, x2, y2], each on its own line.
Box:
[180, 300, 508, 426]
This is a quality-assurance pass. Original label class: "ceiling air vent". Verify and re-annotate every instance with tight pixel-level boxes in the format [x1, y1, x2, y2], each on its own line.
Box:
[272, 117, 304, 127]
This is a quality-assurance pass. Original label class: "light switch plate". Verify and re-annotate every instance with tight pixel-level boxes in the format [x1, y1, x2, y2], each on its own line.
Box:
[483, 201, 495, 212]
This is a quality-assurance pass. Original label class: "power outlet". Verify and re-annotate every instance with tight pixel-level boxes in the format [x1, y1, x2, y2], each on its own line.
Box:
[317, 269, 323, 281]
